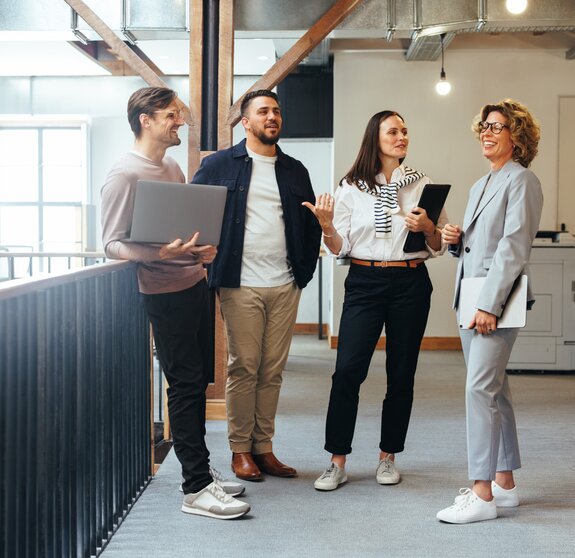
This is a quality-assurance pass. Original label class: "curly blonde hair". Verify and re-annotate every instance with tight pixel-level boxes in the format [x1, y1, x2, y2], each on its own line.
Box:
[472, 99, 540, 168]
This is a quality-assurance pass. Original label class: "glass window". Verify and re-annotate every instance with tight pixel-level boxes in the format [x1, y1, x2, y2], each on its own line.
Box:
[43, 165, 84, 202]
[43, 206, 82, 252]
[0, 123, 88, 275]
[0, 206, 38, 248]
[0, 165, 38, 202]
[0, 129, 38, 202]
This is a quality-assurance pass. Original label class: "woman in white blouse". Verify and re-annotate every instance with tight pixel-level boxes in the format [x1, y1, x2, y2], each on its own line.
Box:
[303, 110, 447, 491]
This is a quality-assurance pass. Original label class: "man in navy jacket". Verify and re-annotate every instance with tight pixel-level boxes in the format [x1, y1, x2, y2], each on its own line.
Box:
[192, 89, 321, 481]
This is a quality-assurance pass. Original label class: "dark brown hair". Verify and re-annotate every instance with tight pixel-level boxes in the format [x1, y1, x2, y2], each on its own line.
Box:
[240, 89, 280, 117]
[472, 99, 540, 168]
[340, 110, 405, 190]
[127, 87, 178, 138]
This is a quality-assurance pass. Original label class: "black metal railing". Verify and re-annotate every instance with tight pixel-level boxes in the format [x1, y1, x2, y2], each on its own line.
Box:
[0, 261, 152, 558]
[0, 250, 106, 281]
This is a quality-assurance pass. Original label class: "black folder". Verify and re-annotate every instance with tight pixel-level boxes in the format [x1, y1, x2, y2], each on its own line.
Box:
[403, 184, 451, 253]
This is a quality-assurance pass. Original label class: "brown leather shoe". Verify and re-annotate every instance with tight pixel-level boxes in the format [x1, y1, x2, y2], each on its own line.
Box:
[252, 452, 298, 478]
[231, 452, 263, 481]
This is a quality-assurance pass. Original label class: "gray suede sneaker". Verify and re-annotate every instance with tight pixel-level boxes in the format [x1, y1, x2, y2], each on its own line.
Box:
[314, 463, 347, 491]
[210, 467, 245, 497]
[179, 467, 245, 497]
[181, 481, 250, 519]
[376, 456, 400, 485]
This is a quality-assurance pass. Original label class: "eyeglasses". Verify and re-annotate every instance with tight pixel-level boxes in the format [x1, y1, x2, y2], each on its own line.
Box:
[152, 109, 186, 122]
[479, 121, 509, 134]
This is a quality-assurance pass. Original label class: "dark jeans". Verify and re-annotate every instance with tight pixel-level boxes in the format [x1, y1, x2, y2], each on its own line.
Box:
[325, 263, 432, 456]
[143, 280, 213, 494]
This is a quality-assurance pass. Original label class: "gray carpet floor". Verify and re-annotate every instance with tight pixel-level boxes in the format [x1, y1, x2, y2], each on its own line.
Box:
[102, 335, 575, 557]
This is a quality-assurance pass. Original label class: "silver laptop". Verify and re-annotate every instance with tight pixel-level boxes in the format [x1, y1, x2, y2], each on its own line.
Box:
[458, 275, 528, 329]
[129, 180, 228, 245]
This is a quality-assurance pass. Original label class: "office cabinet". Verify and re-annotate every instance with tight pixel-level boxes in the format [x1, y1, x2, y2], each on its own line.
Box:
[507, 246, 575, 372]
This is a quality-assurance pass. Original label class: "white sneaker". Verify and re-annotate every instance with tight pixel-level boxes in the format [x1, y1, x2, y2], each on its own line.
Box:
[376, 456, 400, 485]
[210, 467, 245, 497]
[181, 481, 250, 520]
[436, 488, 497, 524]
[314, 463, 347, 491]
[179, 467, 245, 497]
[492, 481, 519, 507]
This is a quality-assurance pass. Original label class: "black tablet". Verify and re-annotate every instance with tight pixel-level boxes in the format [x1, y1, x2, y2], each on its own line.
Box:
[403, 184, 451, 253]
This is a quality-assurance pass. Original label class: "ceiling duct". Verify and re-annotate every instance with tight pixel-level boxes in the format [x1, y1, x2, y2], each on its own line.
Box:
[405, 32, 455, 62]
[1, 0, 574, 65]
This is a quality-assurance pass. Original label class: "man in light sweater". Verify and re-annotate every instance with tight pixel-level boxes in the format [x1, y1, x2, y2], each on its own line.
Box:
[192, 90, 322, 481]
[101, 86, 249, 520]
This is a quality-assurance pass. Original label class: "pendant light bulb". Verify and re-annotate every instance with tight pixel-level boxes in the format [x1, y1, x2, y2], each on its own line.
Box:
[435, 34, 452, 96]
[436, 71, 452, 96]
[506, 0, 527, 15]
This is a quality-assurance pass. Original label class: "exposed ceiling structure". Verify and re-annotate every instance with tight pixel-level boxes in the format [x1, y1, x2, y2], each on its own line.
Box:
[0, 0, 574, 76]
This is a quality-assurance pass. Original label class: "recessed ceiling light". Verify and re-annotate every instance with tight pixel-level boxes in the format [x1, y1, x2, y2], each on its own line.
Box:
[257, 55, 270, 61]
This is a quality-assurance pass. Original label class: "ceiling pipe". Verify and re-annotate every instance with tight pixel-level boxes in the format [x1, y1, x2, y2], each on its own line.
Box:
[385, 0, 396, 42]
[411, 0, 422, 41]
[476, 0, 487, 32]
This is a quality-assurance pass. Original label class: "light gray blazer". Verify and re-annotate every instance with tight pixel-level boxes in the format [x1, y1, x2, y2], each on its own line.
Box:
[450, 159, 543, 316]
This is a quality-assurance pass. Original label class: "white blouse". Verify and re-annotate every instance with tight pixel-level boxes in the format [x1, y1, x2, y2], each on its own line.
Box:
[328, 165, 448, 261]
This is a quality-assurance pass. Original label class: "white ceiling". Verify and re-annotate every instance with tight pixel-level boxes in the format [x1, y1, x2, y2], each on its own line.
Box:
[0, 40, 110, 76]
[137, 38, 277, 76]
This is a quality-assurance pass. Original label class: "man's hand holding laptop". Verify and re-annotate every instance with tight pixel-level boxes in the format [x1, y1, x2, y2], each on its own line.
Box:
[158, 231, 217, 264]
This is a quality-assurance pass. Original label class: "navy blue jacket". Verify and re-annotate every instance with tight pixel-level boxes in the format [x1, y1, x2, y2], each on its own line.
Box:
[192, 139, 322, 289]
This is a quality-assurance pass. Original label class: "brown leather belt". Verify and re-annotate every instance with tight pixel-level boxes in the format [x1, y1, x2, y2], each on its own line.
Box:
[350, 258, 426, 268]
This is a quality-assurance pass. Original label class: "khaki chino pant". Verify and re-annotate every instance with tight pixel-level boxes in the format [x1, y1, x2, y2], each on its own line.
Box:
[219, 282, 301, 454]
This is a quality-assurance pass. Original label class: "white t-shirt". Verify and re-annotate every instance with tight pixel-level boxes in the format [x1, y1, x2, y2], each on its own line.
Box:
[240, 147, 293, 287]
[329, 165, 448, 261]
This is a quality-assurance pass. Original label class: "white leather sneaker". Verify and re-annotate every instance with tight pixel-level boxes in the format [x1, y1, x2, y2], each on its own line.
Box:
[436, 488, 497, 524]
[314, 463, 347, 491]
[181, 481, 250, 520]
[492, 481, 519, 507]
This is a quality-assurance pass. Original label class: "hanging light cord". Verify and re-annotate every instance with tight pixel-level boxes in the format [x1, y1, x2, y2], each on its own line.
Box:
[440, 33, 446, 76]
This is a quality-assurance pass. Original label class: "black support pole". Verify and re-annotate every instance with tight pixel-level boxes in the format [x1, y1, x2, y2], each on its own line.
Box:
[201, 0, 219, 151]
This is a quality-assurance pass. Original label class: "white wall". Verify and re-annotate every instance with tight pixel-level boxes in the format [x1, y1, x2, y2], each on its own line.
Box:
[280, 140, 333, 325]
[331, 47, 575, 337]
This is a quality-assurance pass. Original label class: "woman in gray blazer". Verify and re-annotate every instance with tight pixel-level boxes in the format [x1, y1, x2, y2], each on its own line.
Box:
[437, 99, 543, 524]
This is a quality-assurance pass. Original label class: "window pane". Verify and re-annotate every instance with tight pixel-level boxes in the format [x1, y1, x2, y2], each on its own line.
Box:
[0, 165, 38, 202]
[0, 129, 39, 202]
[43, 129, 83, 165]
[0, 129, 38, 166]
[43, 165, 84, 202]
[42, 206, 82, 252]
[0, 206, 39, 249]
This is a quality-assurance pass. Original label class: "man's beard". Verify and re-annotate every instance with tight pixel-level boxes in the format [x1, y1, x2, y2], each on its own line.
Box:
[253, 126, 280, 146]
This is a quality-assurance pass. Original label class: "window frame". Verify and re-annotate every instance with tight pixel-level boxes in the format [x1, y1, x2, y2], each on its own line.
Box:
[0, 117, 90, 254]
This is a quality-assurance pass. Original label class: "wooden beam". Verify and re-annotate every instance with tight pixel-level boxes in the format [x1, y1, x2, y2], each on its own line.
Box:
[188, 0, 203, 177]
[63, 0, 195, 128]
[64, 0, 168, 85]
[69, 40, 166, 76]
[227, 0, 364, 126]
[217, 0, 234, 150]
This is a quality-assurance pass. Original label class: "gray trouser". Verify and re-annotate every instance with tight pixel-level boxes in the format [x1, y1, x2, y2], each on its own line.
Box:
[459, 327, 522, 480]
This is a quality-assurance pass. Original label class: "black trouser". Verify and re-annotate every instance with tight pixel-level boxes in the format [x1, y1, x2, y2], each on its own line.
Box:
[325, 263, 432, 456]
[143, 280, 213, 494]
